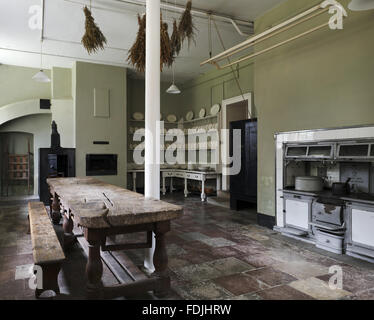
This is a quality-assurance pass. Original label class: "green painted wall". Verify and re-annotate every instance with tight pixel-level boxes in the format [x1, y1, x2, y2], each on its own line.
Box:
[255, 0, 374, 216]
[180, 62, 255, 118]
[127, 78, 185, 119]
[73, 61, 127, 188]
[52, 67, 72, 99]
[0, 64, 51, 107]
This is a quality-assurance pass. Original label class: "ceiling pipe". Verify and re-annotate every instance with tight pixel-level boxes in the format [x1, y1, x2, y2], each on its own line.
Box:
[112, 0, 254, 36]
[41, 0, 45, 41]
[62, 0, 253, 35]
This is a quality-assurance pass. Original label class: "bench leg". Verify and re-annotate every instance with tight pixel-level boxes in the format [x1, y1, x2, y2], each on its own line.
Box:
[35, 263, 61, 299]
[153, 221, 170, 298]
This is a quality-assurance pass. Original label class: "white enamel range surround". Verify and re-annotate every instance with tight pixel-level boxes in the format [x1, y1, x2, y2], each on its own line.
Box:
[275, 125, 374, 228]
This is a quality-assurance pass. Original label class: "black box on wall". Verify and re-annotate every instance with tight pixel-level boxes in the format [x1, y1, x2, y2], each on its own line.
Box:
[86, 154, 118, 176]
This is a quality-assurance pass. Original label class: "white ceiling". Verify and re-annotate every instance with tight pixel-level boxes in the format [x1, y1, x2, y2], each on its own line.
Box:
[0, 0, 286, 83]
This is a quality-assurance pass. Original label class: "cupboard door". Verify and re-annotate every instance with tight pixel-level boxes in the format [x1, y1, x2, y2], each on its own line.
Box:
[246, 121, 257, 197]
[229, 120, 245, 195]
[285, 199, 309, 231]
[352, 208, 374, 248]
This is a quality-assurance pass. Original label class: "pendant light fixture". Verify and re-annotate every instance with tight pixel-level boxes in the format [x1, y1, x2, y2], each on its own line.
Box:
[166, 0, 181, 94]
[32, 39, 50, 83]
[166, 62, 181, 94]
[348, 0, 374, 11]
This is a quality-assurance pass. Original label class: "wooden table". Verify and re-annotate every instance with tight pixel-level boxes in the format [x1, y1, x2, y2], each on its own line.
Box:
[47, 177, 183, 299]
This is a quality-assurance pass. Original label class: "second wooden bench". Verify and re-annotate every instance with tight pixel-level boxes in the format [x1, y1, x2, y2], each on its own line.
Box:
[28, 202, 65, 298]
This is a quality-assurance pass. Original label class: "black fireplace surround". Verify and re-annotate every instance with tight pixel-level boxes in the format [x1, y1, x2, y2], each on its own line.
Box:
[86, 154, 118, 176]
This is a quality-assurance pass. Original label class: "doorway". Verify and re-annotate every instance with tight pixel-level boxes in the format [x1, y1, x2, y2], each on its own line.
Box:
[0, 132, 34, 197]
[221, 93, 252, 191]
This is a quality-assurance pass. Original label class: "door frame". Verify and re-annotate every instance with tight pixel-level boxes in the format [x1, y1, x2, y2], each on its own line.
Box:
[221, 93, 252, 191]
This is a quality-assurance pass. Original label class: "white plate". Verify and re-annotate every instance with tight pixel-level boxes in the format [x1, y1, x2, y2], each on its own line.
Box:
[186, 111, 194, 121]
[210, 104, 221, 116]
[167, 114, 177, 123]
[133, 112, 144, 120]
[199, 108, 206, 118]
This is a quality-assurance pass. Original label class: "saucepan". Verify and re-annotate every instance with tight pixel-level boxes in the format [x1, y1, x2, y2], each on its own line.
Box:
[332, 178, 351, 196]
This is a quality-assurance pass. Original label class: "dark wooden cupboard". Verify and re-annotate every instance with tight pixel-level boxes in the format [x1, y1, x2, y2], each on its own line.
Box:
[229, 119, 257, 210]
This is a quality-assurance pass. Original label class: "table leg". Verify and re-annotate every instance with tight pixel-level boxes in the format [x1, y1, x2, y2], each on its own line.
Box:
[153, 221, 170, 297]
[132, 172, 137, 192]
[86, 235, 103, 299]
[162, 174, 166, 195]
[170, 177, 174, 193]
[201, 177, 206, 202]
[62, 211, 76, 250]
[217, 174, 222, 191]
[184, 178, 188, 198]
[51, 192, 61, 225]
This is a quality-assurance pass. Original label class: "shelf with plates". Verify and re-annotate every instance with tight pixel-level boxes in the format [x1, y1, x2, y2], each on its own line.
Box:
[129, 119, 180, 125]
[127, 106, 222, 167]
[182, 114, 219, 124]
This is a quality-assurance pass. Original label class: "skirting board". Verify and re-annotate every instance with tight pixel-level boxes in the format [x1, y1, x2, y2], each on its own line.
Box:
[257, 212, 276, 229]
[346, 251, 374, 264]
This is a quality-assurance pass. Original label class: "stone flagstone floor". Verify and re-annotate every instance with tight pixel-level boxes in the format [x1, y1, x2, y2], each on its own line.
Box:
[1, 193, 374, 300]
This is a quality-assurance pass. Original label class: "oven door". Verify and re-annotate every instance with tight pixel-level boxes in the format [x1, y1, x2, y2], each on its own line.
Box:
[312, 201, 344, 226]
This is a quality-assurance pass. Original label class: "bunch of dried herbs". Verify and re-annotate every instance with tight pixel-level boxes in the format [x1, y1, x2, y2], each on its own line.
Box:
[178, 0, 196, 48]
[170, 19, 181, 57]
[127, 14, 146, 73]
[160, 15, 173, 71]
[81, 6, 107, 54]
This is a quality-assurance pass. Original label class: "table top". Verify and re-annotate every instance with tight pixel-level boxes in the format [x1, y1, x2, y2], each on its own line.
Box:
[47, 177, 183, 229]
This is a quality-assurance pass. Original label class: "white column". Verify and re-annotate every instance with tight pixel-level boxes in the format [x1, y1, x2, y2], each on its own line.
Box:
[144, 0, 160, 274]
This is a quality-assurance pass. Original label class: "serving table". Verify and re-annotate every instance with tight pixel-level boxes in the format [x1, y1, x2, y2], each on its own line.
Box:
[128, 169, 221, 201]
[47, 177, 183, 299]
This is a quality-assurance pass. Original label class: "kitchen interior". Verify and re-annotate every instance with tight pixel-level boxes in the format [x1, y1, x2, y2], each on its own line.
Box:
[1, 0, 374, 301]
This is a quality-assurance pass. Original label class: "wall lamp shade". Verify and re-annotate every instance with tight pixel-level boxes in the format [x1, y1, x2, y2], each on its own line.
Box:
[166, 83, 181, 94]
[348, 0, 374, 11]
[32, 70, 51, 83]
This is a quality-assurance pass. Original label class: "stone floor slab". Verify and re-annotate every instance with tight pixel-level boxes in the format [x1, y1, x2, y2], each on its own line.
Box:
[288, 277, 351, 300]
[199, 237, 237, 248]
[245, 267, 297, 287]
[175, 281, 233, 300]
[213, 273, 269, 295]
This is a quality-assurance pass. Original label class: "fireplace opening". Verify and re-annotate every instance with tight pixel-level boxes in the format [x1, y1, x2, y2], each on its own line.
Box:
[86, 154, 118, 176]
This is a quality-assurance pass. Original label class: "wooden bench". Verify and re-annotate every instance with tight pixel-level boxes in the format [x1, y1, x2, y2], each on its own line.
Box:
[28, 202, 65, 298]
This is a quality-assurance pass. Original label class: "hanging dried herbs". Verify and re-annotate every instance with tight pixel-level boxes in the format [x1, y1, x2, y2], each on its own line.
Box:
[160, 16, 173, 71]
[178, 0, 196, 48]
[81, 6, 107, 54]
[127, 14, 174, 72]
[127, 14, 146, 73]
[170, 19, 181, 57]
